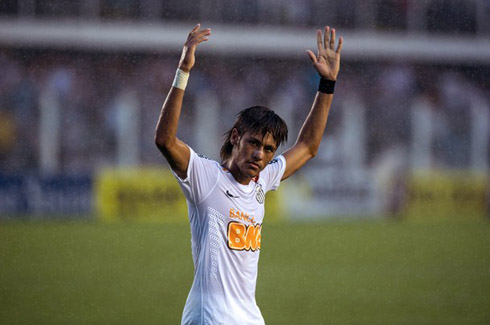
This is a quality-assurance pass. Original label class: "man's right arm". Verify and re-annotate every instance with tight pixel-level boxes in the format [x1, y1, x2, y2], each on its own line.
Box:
[154, 24, 211, 179]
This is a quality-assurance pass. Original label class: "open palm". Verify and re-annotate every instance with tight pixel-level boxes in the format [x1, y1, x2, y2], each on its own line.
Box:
[179, 24, 211, 73]
[306, 26, 343, 81]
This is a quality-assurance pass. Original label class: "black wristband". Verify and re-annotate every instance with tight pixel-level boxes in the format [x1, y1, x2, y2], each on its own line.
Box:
[318, 78, 336, 94]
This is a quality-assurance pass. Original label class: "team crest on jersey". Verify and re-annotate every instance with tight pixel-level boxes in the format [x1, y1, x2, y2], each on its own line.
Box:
[255, 183, 265, 204]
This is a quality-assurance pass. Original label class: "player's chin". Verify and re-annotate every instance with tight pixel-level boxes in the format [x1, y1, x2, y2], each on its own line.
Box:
[244, 168, 260, 179]
[241, 163, 262, 178]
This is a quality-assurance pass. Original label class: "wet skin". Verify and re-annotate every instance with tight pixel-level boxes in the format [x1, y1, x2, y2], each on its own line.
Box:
[225, 130, 278, 185]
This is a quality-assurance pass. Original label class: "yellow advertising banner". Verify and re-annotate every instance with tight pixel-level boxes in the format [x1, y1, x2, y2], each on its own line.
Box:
[264, 189, 283, 222]
[95, 168, 187, 222]
[405, 171, 489, 220]
[95, 167, 284, 223]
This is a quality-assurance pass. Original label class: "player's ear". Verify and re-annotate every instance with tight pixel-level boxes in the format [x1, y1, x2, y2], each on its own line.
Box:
[230, 128, 240, 146]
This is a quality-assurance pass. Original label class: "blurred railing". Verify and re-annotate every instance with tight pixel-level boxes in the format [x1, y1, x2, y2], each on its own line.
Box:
[1, 0, 489, 36]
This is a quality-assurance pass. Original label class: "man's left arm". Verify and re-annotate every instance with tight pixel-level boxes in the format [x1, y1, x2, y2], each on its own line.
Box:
[282, 26, 343, 180]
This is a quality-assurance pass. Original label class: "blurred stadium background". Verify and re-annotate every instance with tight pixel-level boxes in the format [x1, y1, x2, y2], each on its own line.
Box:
[1, 0, 489, 324]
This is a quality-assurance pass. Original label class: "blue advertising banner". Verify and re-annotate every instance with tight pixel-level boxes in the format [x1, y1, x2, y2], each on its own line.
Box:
[0, 174, 27, 216]
[0, 173, 93, 219]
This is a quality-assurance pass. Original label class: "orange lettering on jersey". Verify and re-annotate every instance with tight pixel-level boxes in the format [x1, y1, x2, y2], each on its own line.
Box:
[228, 222, 246, 250]
[229, 208, 256, 224]
[227, 222, 261, 252]
[240, 211, 248, 222]
[244, 223, 259, 251]
[256, 229, 261, 249]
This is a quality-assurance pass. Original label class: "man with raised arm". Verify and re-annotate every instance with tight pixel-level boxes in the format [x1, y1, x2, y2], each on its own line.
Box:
[155, 24, 342, 325]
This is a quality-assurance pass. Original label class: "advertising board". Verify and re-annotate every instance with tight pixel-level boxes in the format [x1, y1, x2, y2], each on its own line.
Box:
[95, 168, 187, 222]
[0, 173, 92, 218]
[404, 171, 489, 219]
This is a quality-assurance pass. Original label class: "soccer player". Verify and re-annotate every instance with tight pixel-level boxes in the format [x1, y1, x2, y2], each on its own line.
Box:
[155, 24, 342, 325]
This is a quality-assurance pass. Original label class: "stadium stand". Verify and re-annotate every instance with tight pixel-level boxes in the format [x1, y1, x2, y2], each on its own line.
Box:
[0, 0, 488, 218]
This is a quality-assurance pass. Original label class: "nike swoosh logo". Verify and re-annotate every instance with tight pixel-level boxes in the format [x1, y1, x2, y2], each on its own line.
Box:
[226, 190, 239, 198]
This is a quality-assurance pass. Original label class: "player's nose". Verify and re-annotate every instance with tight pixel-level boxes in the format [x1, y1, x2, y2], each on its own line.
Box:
[252, 148, 264, 160]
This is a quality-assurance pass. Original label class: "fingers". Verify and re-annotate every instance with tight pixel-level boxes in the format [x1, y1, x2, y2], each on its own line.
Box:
[191, 23, 201, 33]
[323, 26, 330, 50]
[186, 24, 211, 47]
[319, 26, 338, 51]
[191, 30, 211, 41]
[187, 24, 202, 42]
[194, 29, 211, 43]
[318, 25, 342, 54]
[316, 29, 323, 53]
[336, 36, 343, 55]
[306, 50, 317, 64]
[330, 28, 336, 50]
[196, 35, 210, 44]
[196, 27, 212, 37]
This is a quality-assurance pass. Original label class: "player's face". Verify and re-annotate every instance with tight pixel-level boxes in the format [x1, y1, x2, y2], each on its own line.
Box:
[229, 129, 277, 184]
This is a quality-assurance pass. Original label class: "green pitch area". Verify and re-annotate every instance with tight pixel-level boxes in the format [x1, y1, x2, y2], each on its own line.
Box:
[1, 219, 489, 324]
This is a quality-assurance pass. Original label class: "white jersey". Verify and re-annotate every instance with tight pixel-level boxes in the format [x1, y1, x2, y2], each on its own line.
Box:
[173, 147, 286, 325]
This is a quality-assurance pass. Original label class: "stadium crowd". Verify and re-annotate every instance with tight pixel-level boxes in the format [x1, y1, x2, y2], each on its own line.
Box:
[0, 0, 485, 34]
[0, 0, 488, 174]
[0, 48, 488, 173]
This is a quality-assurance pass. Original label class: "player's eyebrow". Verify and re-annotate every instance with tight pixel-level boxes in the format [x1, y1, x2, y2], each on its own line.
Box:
[250, 135, 277, 151]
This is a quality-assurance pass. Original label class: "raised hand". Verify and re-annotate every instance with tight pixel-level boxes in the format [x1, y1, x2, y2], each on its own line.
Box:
[306, 26, 343, 81]
[178, 24, 211, 73]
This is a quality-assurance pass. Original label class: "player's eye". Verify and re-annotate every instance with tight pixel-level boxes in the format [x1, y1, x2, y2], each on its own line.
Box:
[248, 139, 259, 146]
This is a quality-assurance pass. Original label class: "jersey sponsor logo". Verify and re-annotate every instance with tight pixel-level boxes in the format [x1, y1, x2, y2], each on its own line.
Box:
[255, 183, 265, 204]
[227, 221, 261, 252]
[229, 208, 256, 224]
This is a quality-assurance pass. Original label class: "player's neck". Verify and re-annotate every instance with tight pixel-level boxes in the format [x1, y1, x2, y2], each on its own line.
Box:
[223, 161, 254, 185]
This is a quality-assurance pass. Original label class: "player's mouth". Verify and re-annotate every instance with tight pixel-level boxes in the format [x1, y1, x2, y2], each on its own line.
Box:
[248, 162, 260, 170]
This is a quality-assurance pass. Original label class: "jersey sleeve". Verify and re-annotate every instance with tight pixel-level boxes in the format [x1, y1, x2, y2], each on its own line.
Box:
[260, 155, 286, 193]
[171, 146, 219, 204]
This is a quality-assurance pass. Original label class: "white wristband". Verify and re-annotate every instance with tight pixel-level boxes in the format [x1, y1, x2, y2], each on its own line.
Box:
[172, 69, 189, 90]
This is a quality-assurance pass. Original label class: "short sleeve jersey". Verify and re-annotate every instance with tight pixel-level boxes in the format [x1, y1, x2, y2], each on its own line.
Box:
[173, 147, 286, 325]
